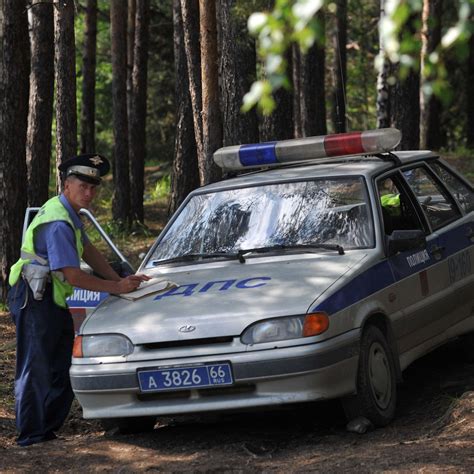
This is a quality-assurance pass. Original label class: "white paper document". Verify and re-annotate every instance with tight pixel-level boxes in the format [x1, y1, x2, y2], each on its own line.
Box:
[118, 277, 177, 301]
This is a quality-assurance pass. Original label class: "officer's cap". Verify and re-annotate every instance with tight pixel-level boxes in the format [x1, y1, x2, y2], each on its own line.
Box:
[59, 154, 110, 185]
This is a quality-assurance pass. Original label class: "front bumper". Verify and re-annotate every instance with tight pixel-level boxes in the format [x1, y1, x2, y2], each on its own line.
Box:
[70, 330, 360, 419]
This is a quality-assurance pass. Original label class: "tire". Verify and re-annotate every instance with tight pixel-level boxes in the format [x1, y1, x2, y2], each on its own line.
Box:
[342, 325, 397, 427]
[100, 416, 156, 434]
[460, 332, 474, 363]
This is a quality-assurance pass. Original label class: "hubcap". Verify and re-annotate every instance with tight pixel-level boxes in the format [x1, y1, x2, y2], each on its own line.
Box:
[368, 342, 392, 410]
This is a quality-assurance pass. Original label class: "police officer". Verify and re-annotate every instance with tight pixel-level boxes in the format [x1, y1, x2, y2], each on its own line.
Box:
[8, 154, 149, 446]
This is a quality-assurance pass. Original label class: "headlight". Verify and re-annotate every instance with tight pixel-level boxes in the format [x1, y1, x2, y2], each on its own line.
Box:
[241, 312, 329, 345]
[73, 334, 134, 358]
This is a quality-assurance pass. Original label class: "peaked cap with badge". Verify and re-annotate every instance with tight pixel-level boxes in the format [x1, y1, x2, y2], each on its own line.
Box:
[59, 154, 110, 185]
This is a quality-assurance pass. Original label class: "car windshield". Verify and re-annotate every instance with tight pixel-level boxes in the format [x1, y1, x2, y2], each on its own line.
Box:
[148, 177, 374, 265]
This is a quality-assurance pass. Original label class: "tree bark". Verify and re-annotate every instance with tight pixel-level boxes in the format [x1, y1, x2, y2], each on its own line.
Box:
[0, 0, 29, 300]
[180, 0, 204, 182]
[466, 14, 474, 148]
[169, 0, 199, 216]
[420, 0, 443, 150]
[27, 0, 54, 206]
[54, 0, 77, 189]
[199, 0, 221, 184]
[391, 13, 421, 150]
[376, 0, 391, 129]
[218, 0, 258, 146]
[129, 0, 150, 223]
[127, 0, 136, 147]
[80, 0, 97, 154]
[331, 0, 347, 133]
[110, 0, 131, 226]
[293, 10, 327, 138]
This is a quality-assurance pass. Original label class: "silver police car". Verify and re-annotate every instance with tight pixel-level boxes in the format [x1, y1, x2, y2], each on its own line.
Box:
[70, 129, 474, 432]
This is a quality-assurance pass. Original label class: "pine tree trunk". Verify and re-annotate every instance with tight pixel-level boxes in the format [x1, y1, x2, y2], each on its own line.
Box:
[180, 0, 204, 182]
[420, 0, 443, 150]
[199, 0, 221, 184]
[331, 0, 347, 133]
[110, 0, 131, 226]
[80, 0, 97, 154]
[218, 0, 258, 146]
[127, 0, 136, 148]
[169, 0, 199, 216]
[54, 0, 78, 188]
[466, 15, 474, 149]
[0, 0, 29, 300]
[27, 0, 54, 206]
[376, 0, 391, 129]
[129, 0, 150, 224]
[391, 13, 421, 150]
[293, 10, 327, 138]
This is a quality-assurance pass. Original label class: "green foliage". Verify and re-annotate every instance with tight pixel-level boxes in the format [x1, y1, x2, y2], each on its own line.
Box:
[150, 175, 171, 200]
[244, 0, 473, 115]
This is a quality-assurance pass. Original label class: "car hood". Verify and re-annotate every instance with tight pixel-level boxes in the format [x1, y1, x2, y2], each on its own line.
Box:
[81, 252, 367, 344]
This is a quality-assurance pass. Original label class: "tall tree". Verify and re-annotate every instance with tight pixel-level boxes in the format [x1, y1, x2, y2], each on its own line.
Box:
[218, 0, 258, 146]
[466, 13, 474, 149]
[391, 12, 421, 150]
[169, 0, 199, 215]
[292, 10, 327, 137]
[80, 0, 98, 154]
[331, 0, 347, 133]
[129, 0, 150, 223]
[0, 0, 29, 300]
[127, 0, 136, 145]
[54, 0, 77, 185]
[420, 0, 443, 149]
[110, 0, 131, 225]
[199, 0, 221, 184]
[180, 0, 204, 180]
[27, 0, 54, 206]
[376, 0, 391, 129]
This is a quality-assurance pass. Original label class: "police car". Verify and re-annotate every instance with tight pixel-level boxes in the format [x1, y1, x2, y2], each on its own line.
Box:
[70, 129, 474, 433]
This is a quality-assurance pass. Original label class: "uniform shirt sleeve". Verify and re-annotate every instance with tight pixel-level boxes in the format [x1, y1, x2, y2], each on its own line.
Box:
[35, 221, 82, 270]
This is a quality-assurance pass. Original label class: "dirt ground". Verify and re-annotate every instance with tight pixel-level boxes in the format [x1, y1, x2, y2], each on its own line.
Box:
[1, 311, 473, 473]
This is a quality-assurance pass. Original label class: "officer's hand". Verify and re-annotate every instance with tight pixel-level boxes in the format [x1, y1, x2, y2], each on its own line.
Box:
[117, 274, 150, 294]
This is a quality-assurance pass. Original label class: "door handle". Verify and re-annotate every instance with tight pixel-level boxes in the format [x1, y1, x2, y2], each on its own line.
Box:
[430, 244, 445, 259]
[467, 227, 474, 242]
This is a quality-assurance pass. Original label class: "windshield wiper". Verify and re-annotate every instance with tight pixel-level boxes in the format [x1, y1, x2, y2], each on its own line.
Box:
[152, 252, 246, 266]
[238, 243, 345, 256]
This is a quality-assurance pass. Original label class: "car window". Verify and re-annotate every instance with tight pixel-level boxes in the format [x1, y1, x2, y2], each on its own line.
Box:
[377, 176, 424, 236]
[402, 166, 461, 230]
[149, 177, 374, 264]
[429, 161, 474, 214]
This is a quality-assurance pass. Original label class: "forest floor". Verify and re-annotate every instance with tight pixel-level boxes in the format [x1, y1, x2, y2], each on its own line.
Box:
[1, 157, 473, 472]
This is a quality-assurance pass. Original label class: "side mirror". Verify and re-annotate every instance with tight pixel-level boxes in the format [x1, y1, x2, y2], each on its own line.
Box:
[387, 229, 426, 256]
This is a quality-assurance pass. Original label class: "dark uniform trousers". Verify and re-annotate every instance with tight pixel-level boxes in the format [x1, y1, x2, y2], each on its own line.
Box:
[8, 279, 74, 446]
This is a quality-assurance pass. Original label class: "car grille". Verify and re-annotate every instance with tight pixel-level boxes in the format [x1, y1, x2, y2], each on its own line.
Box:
[139, 336, 234, 350]
[136, 383, 256, 402]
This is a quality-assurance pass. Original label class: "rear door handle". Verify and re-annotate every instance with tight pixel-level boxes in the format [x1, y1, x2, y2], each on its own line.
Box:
[467, 227, 474, 242]
[430, 244, 445, 259]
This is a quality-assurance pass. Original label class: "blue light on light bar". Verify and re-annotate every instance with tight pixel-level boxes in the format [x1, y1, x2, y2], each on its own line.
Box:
[239, 142, 278, 167]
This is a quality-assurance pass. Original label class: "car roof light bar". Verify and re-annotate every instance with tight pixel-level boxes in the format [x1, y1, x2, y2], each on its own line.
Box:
[213, 128, 401, 171]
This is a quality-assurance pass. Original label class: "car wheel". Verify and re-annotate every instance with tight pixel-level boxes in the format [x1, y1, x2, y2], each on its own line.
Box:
[460, 332, 474, 363]
[100, 416, 156, 434]
[342, 325, 397, 427]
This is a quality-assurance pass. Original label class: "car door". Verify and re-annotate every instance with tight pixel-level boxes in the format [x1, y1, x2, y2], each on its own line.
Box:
[399, 164, 469, 347]
[23, 207, 134, 331]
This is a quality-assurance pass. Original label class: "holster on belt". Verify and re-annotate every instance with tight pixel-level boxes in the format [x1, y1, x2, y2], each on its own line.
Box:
[22, 263, 51, 300]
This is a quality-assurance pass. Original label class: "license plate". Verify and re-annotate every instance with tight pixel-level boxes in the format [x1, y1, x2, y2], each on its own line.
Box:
[137, 362, 233, 392]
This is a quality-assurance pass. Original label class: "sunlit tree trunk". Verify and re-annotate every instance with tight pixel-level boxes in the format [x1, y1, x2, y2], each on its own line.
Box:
[111, 0, 131, 226]
[376, 0, 391, 129]
[129, 0, 150, 224]
[199, 0, 221, 184]
[80, 0, 97, 154]
[54, 0, 77, 189]
[0, 0, 29, 300]
[27, 0, 54, 206]
[169, 0, 199, 215]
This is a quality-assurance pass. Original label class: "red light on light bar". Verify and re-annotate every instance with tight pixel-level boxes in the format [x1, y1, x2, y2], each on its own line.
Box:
[324, 132, 364, 156]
